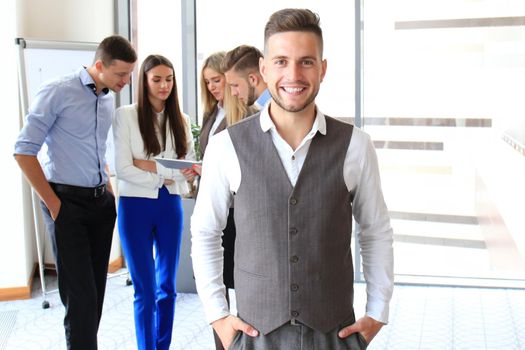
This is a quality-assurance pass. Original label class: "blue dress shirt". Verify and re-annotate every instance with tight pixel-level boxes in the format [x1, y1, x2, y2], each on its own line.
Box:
[255, 89, 271, 109]
[14, 67, 114, 187]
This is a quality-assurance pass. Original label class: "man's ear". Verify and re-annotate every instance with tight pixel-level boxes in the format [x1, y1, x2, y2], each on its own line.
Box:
[94, 60, 104, 72]
[259, 57, 268, 84]
[248, 72, 259, 87]
[320, 59, 327, 83]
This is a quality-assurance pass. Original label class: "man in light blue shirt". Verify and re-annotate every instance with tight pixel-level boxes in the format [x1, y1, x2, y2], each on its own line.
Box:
[14, 35, 136, 350]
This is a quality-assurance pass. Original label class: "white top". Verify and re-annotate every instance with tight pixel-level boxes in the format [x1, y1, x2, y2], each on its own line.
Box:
[113, 104, 196, 198]
[191, 104, 394, 326]
[209, 105, 226, 137]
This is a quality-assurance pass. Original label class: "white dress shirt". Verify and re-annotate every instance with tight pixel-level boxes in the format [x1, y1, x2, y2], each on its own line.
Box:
[209, 105, 226, 137]
[191, 104, 394, 326]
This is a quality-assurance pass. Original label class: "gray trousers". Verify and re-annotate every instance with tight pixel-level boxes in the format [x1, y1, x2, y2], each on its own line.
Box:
[228, 319, 368, 350]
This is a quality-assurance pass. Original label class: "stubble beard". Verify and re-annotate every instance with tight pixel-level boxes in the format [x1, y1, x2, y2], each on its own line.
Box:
[246, 86, 256, 106]
[269, 87, 319, 113]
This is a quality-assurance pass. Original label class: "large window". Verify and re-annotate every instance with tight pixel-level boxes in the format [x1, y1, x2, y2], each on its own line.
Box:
[364, 0, 525, 286]
[134, 1, 525, 287]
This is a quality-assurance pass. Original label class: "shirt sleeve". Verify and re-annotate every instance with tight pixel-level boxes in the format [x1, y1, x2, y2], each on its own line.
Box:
[190, 131, 235, 324]
[14, 81, 60, 156]
[113, 106, 163, 188]
[346, 130, 394, 324]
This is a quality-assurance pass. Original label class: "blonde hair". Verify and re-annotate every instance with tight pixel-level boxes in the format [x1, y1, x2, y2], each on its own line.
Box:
[200, 52, 226, 120]
[200, 51, 257, 126]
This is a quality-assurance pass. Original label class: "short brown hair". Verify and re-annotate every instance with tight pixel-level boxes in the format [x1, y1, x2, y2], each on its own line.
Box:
[221, 45, 263, 75]
[94, 35, 137, 67]
[264, 8, 323, 55]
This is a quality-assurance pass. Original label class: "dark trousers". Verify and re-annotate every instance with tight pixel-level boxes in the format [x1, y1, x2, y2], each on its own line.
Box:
[213, 291, 231, 350]
[229, 316, 368, 350]
[41, 187, 116, 350]
[222, 208, 236, 289]
[214, 208, 236, 350]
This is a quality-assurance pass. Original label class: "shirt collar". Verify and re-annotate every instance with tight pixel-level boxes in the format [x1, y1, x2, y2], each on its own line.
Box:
[255, 89, 271, 108]
[259, 102, 327, 136]
[80, 67, 109, 95]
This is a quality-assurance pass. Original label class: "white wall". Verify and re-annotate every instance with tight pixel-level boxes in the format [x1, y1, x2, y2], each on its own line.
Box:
[0, 0, 27, 289]
[1, 0, 117, 291]
[16, 0, 114, 42]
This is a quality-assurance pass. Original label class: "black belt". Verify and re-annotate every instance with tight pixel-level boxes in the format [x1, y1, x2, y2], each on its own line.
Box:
[50, 183, 107, 198]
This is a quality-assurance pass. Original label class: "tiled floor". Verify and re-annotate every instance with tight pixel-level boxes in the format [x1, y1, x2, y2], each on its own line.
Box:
[1, 272, 524, 349]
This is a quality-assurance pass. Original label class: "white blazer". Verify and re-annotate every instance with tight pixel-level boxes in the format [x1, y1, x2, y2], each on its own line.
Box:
[113, 104, 196, 198]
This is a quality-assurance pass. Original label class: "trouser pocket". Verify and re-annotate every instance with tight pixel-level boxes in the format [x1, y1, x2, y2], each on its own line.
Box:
[227, 330, 243, 350]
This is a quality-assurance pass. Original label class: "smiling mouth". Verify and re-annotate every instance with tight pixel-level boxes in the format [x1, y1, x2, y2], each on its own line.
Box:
[282, 87, 305, 94]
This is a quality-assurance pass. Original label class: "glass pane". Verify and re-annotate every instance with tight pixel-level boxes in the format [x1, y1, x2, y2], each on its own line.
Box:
[134, 1, 183, 103]
[364, 0, 525, 286]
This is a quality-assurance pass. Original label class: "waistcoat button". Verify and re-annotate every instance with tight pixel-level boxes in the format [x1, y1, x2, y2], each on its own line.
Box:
[291, 284, 299, 292]
[290, 256, 299, 263]
[289, 227, 298, 235]
[290, 197, 297, 205]
[291, 310, 299, 317]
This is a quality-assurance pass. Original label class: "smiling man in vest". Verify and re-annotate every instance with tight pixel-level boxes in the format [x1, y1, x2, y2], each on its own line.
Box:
[191, 8, 394, 350]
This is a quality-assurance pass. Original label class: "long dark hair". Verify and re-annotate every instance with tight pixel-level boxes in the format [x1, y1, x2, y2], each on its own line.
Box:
[137, 54, 187, 158]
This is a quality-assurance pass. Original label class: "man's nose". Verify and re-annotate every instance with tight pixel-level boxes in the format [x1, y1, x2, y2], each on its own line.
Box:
[287, 62, 301, 80]
[122, 73, 131, 85]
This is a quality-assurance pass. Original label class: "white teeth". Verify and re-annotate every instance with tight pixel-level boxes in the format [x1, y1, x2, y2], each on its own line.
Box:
[283, 87, 304, 93]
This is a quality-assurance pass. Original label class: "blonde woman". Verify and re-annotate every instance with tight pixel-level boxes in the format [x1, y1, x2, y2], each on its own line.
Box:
[193, 51, 257, 350]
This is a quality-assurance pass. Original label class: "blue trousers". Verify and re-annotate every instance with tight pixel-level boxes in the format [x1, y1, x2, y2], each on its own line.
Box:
[118, 187, 183, 350]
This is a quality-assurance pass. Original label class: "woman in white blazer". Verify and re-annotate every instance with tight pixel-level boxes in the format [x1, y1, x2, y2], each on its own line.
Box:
[113, 54, 195, 350]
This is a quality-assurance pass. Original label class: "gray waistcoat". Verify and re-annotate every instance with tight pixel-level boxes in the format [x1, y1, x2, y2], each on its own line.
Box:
[228, 113, 355, 335]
